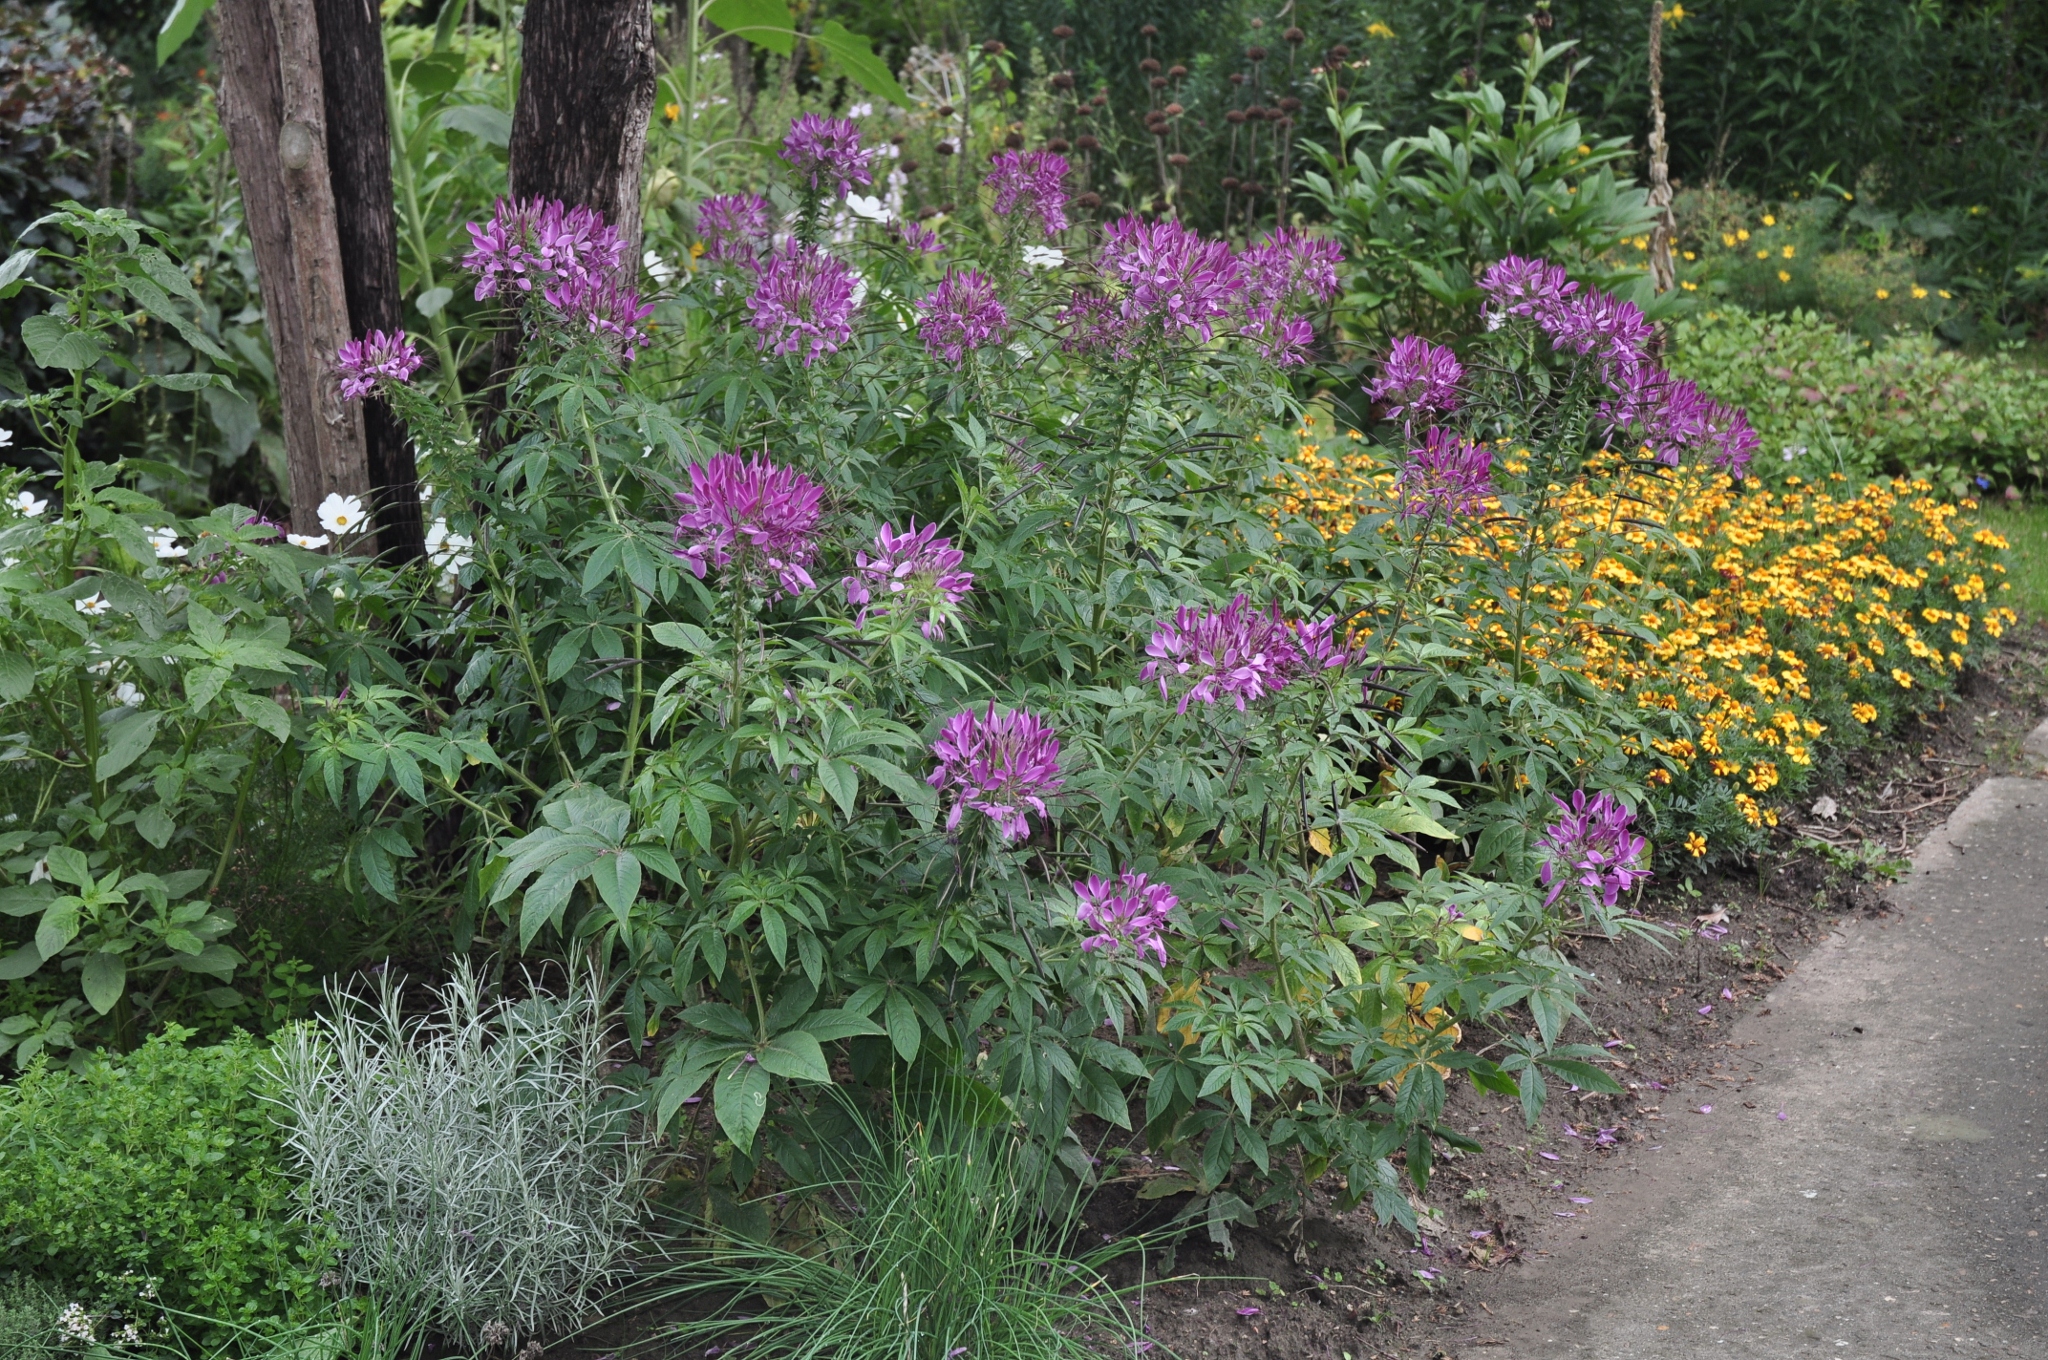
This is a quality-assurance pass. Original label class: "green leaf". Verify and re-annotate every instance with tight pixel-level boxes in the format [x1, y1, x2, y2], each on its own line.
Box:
[703, 0, 796, 54]
[152, 372, 229, 392]
[438, 104, 511, 147]
[96, 709, 161, 780]
[392, 50, 467, 96]
[817, 758, 858, 820]
[1539, 1057, 1624, 1094]
[414, 285, 454, 319]
[713, 1055, 770, 1149]
[230, 690, 293, 744]
[0, 248, 35, 299]
[35, 898, 80, 959]
[589, 849, 642, 930]
[0, 653, 32, 702]
[80, 951, 126, 1014]
[156, 0, 217, 65]
[812, 21, 909, 106]
[21, 315, 104, 371]
[758, 1030, 830, 1083]
[884, 988, 920, 1063]
[135, 803, 175, 848]
[649, 621, 716, 655]
[799, 1007, 886, 1043]
[0, 943, 42, 980]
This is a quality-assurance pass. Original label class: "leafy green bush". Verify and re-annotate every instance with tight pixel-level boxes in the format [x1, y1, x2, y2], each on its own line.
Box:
[0, 1027, 322, 1337]
[1666, 304, 2048, 493]
[0, 1274, 61, 1360]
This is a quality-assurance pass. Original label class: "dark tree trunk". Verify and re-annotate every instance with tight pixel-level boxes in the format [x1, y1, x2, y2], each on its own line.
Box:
[315, 0, 424, 565]
[481, 0, 656, 442]
[507, 0, 659, 256]
[213, 0, 372, 545]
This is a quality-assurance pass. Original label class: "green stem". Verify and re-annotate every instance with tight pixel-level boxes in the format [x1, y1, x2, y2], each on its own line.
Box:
[388, 74, 471, 432]
[206, 758, 258, 898]
[499, 579, 578, 784]
[585, 418, 649, 793]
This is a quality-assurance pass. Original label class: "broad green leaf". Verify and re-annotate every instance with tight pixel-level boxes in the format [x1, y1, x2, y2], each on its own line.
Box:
[21, 315, 103, 371]
[438, 105, 511, 147]
[414, 285, 454, 319]
[96, 708, 161, 780]
[884, 988, 920, 1063]
[80, 951, 126, 1014]
[135, 803, 175, 848]
[34, 899, 80, 959]
[792, 1006, 884, 1043]
[0, 653, 31, 702]
[649, 621, 716, 655]
[231, 690, 293, 744]
[817, 758, 858, 819]
[758, 1030, 830, 1083]
[0, 248, 35, 298]
[703, 0, 796, 54]
[713, 1055, 770, 1148]
[0, 943, 42, 980]
[812, 21, 909, 106]
[157, 0, 217, 65]
[590, 849, 642, 930]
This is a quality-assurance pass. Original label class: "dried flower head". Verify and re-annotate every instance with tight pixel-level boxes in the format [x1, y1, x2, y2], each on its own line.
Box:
[843, 520, 974, 639]
[983, 149, 1071, 237]
[335, 329, 424, 401]
[918, 268, 1009, 366]
[1074, 870, 1178, 963]
[927, 702, 1064, 840]
[746, 243, 860, 365]
[672, 452, 826, 599]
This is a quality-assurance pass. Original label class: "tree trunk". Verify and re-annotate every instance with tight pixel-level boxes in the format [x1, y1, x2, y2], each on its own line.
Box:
[315, 0, 424, 565]
[507, 0, 658, 259]
[1646, 1, 1678, 297]
[213, 0, 372, 545]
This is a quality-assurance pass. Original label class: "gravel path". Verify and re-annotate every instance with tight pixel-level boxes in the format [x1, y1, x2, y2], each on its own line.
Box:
[1484, 774, 2048, 1358]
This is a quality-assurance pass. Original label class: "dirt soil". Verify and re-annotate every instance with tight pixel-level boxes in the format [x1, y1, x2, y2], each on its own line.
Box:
[1089, 623, 2048, 1360]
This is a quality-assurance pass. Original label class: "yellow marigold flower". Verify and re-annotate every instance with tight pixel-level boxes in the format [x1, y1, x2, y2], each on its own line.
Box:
[1684, 832, 1707, 857]
[1939, 289, 1952, 299]
[1781, 244, 1795, 258]
[1367, 21, 1397, 38]
[1647, 767, 1673, 786]
[1911, 286, 1929, 300]
[1891, 667, 1913, 688]
[1778, 270, 1791, 283]
[1737, 229, 1751, 241]
[664, 102, 681, 121]
[1851, 702, 1877, 723]
[1875, 288, 1891, 300]
[1682, 281, 1699, 291]
[1722, 233, 1737, 248]
[1747, 762, 1779, 791]
[1711, 759, 1741, 777]
[1683, 250, 1696, 260]
[1735, 793, 1763, 827]
[1755, 248, 1769, 259]
[1764, 806, 1779, 827]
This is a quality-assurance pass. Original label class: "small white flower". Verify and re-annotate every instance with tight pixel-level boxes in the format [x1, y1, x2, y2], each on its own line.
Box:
[0, 428, 13, 448]
[845, 193, 892, 224]
[146, 526, 188, 559]
[2, 557, 17, 569]
[426, 516, 474, 580]
[644, 249, 677, 285]
[847, 101, 874, 119]
[1021, 246, 1065, 271]
[28, 857, 49, 883]
[316, 492, 368, 536]
[10, 489, 47, 517]
[87, 659, 113, 676]
[113, 681, 144, 707]
[74, 591, 110, 616]
[287, 533, 331, 550]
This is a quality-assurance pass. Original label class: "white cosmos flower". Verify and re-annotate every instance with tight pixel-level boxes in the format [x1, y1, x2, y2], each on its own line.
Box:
[10, 489, 47, 517]
[845, 193, 891, 224]
[0, 428, 12, 447]
[644, 249, 677, 284]
[317, 492, 368, 536]
[847, 101, 874, 119]
[113, 681, 144, 707]
[146, 527, 188, 559]
[28, 858, 49, 884]
[287, 533, 331, 550]
[426, 516, 474, 580]
[87, 659, 113, 676]
[74, 592, 110, 616]
[1021, 246, 1065, 271]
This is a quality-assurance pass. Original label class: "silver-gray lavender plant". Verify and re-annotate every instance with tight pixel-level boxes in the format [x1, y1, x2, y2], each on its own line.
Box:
[269, 965, 651, 1347]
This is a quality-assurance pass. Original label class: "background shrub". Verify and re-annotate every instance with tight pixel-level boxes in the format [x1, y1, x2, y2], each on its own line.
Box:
[0, 1027, 320, 1337]
[0, 1275, 61, 1360]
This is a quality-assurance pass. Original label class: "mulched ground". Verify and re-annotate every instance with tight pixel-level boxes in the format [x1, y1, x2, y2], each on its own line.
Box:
[1085, 621, 2048, 1360]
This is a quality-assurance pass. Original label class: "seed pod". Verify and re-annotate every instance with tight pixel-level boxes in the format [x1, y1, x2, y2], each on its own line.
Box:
[1169, 64, 1188, 79]
[1225, 108, 1247, 124]
[1052, 24, 1074, 38]
[1140, 56, 1161, 72]
[1076, 134, 1100, 151]
[1076, 192, 1102, 209]
[1222, 176, 1241, 190]
[938, 104, 954, 117]
[902, 159, 920, 173]
[1246, 44, 1267, 60]
[1150, 76, 1168, 89]
[1283, 26, 1304, 43]
[1329, 43, 1351, 59]
[1003, 131, 1024, 148]
[1278, 96, 1302, 113]
[1140, 23, 1158, 36]
[1167, 152, 1190, 167]
[981, 39, 1005, 53]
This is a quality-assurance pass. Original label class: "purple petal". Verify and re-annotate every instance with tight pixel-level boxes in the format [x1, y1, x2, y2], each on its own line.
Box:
[1538, 1151, 1561, 1161]
[1697, 1104, 1713, 1114]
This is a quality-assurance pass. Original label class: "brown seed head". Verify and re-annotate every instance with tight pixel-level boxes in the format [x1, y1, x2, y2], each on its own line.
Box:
[1052, 24, 1075, 38]
[1283, 25, 1304, 43]
[1246, 44, 1268, 61]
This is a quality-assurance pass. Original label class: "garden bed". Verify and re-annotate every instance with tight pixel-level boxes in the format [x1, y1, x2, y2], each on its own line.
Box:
[1075, 621, 2048, 1359]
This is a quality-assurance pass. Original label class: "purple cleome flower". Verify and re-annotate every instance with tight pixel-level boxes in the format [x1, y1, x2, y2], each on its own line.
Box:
[984, 150, 1071, 237]
[544, 273, 656, 362]
[843, 519, 975, 639]
[1478, 254, 1579, 326]
[1397, 426, 1494, 521]
[1241, 306, 1315, 367]
[461, 198, 624, 302]
[918, 268, 1010, 366]
[1057, 288, 1137, 359]
[1640, 374, 1758, 479]
[672, 452, 826, 600]
[1368, 336, 1463, 422]
[1239, 228, 1344, 311]
[747, 243, 861, 365]
[1141, 594, 1350, 714]
[1098, 216, 1244, 342]
[896, 222, 944, 255]
[1538, 788, 1651, 914]
[335, 329, 424, 401]
[1074, 870, 1178, 964]
[928, 702, 1064, 841]
[781, 113, 878, 199]
[697, 193, 773, 264]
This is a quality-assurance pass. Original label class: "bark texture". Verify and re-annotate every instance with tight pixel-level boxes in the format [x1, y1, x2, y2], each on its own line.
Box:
[213, 0, 371, 542]
[315, 0, 424, 564]
[1646, 0, 1678, 297]
[506, 0, 659, 259]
